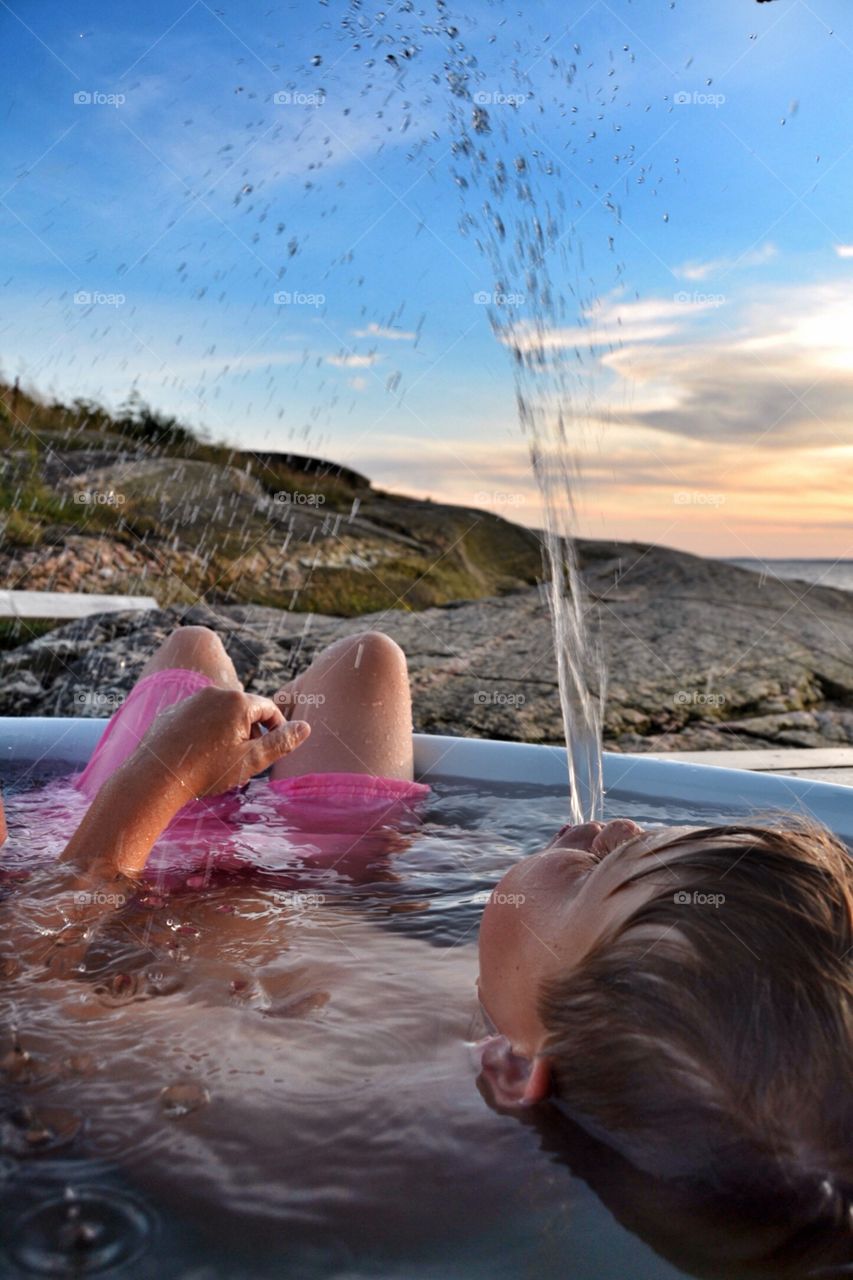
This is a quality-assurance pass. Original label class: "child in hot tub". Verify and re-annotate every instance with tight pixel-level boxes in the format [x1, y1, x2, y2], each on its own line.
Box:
[4, 624, 852, 1228]
[476, 813, 853, 1225]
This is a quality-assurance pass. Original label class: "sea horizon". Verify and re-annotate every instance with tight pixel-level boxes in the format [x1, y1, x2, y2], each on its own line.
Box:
[726, 558, 853, 593]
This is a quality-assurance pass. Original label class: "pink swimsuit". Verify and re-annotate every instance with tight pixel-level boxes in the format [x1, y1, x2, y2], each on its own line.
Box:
[16, 668, 430, 884]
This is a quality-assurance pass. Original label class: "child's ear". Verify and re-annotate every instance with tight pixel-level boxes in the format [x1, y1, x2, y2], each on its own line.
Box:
[475, 1035, 553, 1108]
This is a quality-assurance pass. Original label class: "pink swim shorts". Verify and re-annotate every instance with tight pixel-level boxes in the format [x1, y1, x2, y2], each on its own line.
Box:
[70, 667, 430, 877]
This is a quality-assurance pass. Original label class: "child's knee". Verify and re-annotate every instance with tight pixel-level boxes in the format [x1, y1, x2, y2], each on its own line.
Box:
[160, 625, 227, 666]
[342, 630, 407, 680]
[306, 631, 407, 695]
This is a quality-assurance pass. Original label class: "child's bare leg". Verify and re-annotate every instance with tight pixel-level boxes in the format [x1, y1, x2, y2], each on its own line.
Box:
[271, 631, 414, 780]
[138, 626, 242, 690]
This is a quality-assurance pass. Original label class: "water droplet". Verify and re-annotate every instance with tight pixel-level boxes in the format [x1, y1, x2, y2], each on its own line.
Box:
[2, 1105, 81, 1156]
[160, 1081, 210, 1118]
[94, 971, 140, 1006]
[62, 1053, 97, 1077]
[472, 105, 491, 134]
[9, 1188, 154, 1275]
[143, 962, 183, 997]
[1, 1039, 32, 1083]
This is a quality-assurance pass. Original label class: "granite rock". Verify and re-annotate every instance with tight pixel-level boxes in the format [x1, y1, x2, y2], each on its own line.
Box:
[1, 541, 851, 752]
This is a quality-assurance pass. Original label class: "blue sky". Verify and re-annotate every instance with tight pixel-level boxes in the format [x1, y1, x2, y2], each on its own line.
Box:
[2, 0, 853, 556]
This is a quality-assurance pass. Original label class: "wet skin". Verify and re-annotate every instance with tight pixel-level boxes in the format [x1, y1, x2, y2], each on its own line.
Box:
[476, 818, 702, 1099]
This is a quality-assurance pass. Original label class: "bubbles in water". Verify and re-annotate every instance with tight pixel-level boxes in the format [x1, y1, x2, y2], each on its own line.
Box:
[160, 1081, 210, 1119]
[142, 961, 183, 997]
[1, 1104, 81, 1156]
[228, 974, 271, 1010]
[93, 972, 140, 1006]
[62, 1053, 97, 1078]
[1, 1036, 33, 1084]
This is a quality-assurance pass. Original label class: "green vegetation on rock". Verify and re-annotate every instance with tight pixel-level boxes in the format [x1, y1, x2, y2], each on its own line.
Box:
[0, 378, 541, 615]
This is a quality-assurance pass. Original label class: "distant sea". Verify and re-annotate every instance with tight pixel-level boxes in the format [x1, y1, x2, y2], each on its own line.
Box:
[727, 559, 853, 594]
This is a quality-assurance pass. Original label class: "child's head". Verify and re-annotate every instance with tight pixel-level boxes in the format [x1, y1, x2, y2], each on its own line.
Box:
[477, 818, 853, 1203]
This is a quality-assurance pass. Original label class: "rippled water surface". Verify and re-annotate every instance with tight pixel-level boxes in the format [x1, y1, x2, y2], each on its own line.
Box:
[0, 767, 785, 1279]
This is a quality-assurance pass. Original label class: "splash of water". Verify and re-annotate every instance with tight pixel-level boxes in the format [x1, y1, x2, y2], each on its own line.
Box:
[437, 11, 607, 821]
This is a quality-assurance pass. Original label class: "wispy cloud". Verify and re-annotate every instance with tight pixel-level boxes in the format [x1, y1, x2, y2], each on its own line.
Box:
[598, 280, 853, 449]
[424, 275, 853, 555]
[835, 245, 853, 260]
[676, 243, 778, 283]
[502, 294, 726, 356]
[326, 352, 379, 368]
[351, 322, 416, 341]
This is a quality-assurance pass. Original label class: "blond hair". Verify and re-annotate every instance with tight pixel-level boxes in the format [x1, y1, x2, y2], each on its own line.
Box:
[539, 821, 853, 1218]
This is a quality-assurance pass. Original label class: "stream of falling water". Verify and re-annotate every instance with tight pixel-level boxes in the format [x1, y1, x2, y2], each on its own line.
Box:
[437, 5, 607, 821]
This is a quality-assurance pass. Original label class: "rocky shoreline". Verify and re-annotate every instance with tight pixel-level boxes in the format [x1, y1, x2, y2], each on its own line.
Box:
[2, 383, 851, 753]
[1, 541, 851, 753]
[0, 439, 542, 614]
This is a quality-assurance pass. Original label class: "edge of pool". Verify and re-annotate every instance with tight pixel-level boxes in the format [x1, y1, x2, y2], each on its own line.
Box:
[1, 719, 850, 842]
[414, 734, 853, 842]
